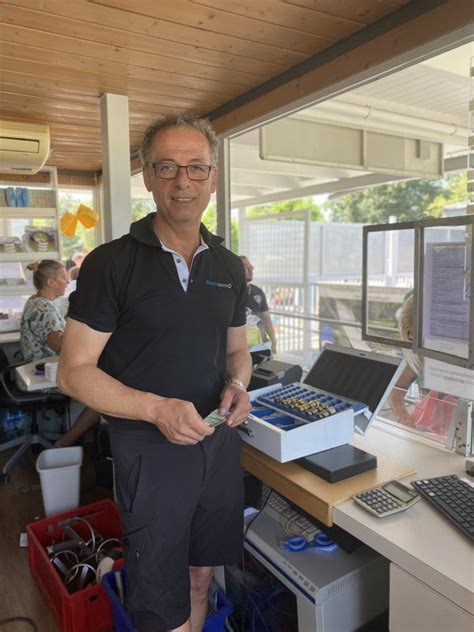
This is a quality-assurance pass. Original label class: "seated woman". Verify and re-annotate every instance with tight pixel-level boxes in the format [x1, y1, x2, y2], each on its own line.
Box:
[20, 260, 100, 447]
[388, 294, 456, 434]
[388, 294, 420, 426]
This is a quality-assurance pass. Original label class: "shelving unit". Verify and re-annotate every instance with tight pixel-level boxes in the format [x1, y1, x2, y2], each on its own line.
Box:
[0, 207, 57, 220]
[0, 166, 61, 329]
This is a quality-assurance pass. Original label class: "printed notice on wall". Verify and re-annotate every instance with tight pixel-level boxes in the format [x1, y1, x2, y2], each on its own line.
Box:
[424, 357, 474, 400]
[422, 242, 470, 359]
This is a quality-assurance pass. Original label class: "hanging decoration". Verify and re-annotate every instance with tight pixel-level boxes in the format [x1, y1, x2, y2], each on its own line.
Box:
[60, 204, 99, 237]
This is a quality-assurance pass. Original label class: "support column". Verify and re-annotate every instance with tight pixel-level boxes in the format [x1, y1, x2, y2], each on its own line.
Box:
[216, 136, 231, 248]
[100, 93, 132, 242]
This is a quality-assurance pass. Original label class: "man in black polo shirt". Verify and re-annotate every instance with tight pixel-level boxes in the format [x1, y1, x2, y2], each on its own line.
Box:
[58, 115, 252, 632]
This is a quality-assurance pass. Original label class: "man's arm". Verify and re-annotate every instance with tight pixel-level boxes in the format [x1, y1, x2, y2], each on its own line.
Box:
[220, 324, 252, 427]
[57, 318, 213, 444]
[260, 310, 277, 354]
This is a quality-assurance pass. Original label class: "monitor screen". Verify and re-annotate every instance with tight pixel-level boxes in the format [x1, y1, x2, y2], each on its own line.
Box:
[304, 346, 401, 417]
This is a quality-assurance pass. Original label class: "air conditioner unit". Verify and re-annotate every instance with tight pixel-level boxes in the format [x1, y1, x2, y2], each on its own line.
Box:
[0, 121, 50, 174]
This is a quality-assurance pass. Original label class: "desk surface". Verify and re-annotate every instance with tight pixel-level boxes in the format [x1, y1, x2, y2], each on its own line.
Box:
[241, 440, 415, 527]
[14, 357, 58, 391]
[242, 423, 473, 615]
[334, 424, 474, 615]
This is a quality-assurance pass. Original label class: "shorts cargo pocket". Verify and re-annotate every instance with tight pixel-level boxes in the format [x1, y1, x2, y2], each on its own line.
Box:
[125, 454, 142, 515]
[122, 523, 151, 611]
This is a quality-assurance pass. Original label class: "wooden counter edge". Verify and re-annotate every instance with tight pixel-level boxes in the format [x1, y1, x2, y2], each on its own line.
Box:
[241, 443, 416, 527]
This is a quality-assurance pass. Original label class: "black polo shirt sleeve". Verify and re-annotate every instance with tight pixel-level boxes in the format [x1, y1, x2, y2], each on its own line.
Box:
[68, 242, 122, 333]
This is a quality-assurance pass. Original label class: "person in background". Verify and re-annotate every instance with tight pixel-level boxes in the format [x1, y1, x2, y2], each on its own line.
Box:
[65, 250, 86, 272]
[57, 114, 252, 632]
[389, 293, 456, 434]
[239, 255, 277, 364]
[64, 264, 81, 300]
[69, 265, 81, 282]
[20, 260, 100, 447]
[388, 294, 421, 426]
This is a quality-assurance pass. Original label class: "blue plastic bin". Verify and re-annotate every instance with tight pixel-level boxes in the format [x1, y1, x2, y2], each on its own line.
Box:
[103, 567, 233, 632]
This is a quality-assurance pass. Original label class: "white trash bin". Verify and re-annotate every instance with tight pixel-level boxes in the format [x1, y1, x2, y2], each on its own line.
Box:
[36, 447, 83, 517]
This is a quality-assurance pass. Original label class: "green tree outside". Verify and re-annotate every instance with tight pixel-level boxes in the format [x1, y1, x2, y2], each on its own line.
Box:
[325, 173, 467, 224]
[247, 198, 324, 222]
[131, 198, 156, 222]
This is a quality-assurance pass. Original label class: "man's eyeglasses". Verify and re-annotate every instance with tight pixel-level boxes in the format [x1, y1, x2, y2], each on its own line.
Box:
[148, 162, 214, 181]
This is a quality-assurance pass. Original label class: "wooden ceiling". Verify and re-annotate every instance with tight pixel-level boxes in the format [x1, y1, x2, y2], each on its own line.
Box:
[0, 0, 412, 174]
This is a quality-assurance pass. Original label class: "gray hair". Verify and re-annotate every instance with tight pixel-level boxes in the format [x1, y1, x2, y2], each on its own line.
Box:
[399, 295, 413, 342]
[26, 259, 65, 290]
[139, 114, 219, 166]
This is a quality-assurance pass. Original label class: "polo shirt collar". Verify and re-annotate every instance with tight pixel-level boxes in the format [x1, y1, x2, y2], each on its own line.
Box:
[129, 212, 223, 248]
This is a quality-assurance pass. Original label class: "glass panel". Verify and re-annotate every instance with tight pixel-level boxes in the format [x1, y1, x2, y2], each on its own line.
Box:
[58, 189, 98, 265]
[379, 385, 458, 444]
[421, 224, 470, 360]
[366, 228, 415, 343]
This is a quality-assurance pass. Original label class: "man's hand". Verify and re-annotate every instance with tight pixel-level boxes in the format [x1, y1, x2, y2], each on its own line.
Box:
[219, 384, 251, 428]
[152, 398, 215, 445]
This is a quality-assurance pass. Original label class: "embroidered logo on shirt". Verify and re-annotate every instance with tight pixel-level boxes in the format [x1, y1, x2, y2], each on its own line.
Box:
[206, 280, 232, 289]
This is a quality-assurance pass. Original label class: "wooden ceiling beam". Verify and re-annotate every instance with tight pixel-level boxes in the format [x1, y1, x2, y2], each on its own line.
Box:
[210, 0, 473, 135]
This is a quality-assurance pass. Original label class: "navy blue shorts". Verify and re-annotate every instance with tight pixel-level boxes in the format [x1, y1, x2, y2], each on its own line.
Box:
[109, 423, 244, 632]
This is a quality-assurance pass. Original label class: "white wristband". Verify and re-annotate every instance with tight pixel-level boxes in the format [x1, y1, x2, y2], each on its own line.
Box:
[225, 378, 246, 391]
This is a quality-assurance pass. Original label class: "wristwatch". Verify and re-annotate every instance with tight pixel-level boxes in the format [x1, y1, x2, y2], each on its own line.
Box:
[225, 377, 247, 391]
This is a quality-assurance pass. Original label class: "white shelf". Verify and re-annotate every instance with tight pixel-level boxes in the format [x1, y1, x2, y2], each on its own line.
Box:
[0, 207, 57, 219]
[0, 285, 33, 295]
[1, 168, 61, 268]
[0, 251, 59, 262]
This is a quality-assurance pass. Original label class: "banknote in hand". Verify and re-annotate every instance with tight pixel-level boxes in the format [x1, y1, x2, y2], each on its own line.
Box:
[203, 409, 229, 428]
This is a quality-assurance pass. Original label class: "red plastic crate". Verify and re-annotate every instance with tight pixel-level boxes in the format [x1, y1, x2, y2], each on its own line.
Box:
[26, 498, 122, 632]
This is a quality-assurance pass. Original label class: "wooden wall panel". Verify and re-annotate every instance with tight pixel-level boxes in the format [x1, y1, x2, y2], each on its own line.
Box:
[282, 1, 409, 22]
[194, 0, 364, 39]
[0, 18, 271, 86]
[0, 0, 468, 174]
[2, 0, 307, 66]
[91, 0, 334, 52]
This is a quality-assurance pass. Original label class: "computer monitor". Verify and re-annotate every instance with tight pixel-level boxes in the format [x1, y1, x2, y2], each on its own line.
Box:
[304, 344, 405, 434]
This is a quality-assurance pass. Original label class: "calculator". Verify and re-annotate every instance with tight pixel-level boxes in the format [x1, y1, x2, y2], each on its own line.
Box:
[353, 480, 420, 517]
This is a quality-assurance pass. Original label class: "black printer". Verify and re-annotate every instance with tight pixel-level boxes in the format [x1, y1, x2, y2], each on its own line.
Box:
[248, 359, 303, 391]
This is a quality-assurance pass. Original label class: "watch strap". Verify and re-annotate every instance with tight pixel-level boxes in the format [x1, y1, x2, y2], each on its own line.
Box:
[225, 377, 246, 391]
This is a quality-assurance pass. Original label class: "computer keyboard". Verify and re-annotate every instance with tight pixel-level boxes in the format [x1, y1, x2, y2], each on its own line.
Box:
[263, 490, 321, 542]
[412, 474, 474, 542]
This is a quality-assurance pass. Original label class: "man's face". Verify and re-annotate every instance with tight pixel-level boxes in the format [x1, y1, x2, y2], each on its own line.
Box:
[143, 127, 217, 226]
[241, 257, 254, 282]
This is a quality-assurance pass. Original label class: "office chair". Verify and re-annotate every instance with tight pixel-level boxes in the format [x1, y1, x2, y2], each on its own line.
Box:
[0, 349, 69, 485]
